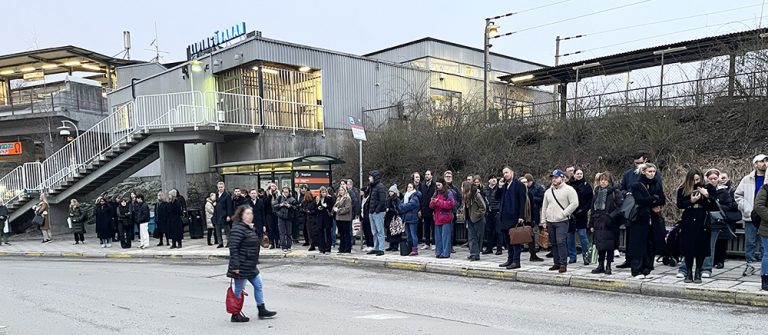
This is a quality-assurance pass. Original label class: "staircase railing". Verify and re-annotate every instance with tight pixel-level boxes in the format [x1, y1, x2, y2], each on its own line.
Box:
[0, 90, 324, 204]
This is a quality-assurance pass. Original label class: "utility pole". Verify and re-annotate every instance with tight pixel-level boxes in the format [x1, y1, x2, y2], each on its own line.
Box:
[483, 18, 492, 119]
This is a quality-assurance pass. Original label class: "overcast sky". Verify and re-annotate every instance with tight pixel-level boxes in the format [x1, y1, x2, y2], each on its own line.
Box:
[1, 0, 765, 66]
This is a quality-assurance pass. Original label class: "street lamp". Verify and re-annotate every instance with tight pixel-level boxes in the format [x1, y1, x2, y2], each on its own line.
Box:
[653, 46, 687, 107]
[58, 120, 82, 165]
[571, 62, 601, 112]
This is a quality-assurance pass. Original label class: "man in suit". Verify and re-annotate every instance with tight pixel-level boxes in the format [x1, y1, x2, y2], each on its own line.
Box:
[214, 181, 234, 248]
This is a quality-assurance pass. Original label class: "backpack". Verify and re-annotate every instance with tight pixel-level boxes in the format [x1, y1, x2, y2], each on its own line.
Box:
[620, 193, 639, 222]
[749, 184, 768, 228]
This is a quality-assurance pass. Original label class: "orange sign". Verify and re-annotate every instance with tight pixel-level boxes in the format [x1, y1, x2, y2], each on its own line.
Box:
[0, 142, 21, 156]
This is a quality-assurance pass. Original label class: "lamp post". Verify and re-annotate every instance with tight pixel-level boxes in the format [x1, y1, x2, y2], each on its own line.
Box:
[483, 12, 516, 120]
[652, 46, 687, 107]
[571, 62, 601, 113]
[58, 120, 81, 165]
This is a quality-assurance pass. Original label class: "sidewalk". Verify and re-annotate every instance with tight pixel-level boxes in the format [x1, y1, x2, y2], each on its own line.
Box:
[2, 233, 766, 307]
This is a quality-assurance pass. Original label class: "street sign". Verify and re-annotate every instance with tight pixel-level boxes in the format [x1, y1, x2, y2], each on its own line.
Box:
[0, 142, 22, 156]
[351, 124, 367, 141]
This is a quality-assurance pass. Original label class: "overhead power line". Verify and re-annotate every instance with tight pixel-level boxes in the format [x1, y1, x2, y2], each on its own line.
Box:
[499, 0, 652, 37]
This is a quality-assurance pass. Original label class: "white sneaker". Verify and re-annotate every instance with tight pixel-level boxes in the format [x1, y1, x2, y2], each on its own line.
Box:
[644, 274, 654, 279]
[363, 247, 372, 252]
[420, 245, 430, 250]
[101, 244, 106, 248]
[676, 272, 685, 278]
[701, 272, 711, 278]
[633, 274, 645, 279]
[106, 243, 112, 248]
[430, 246, 436, 250]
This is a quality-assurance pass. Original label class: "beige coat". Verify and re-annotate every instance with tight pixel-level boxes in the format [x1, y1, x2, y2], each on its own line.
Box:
[334, 195, 352, 222]
[34, 201, 50, 230]
[204, 200, 215, 229]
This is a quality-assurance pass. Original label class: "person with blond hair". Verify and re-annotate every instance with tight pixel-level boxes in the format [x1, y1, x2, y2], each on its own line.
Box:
[69, 199, 86, 245]
[33, 194, 51, 243]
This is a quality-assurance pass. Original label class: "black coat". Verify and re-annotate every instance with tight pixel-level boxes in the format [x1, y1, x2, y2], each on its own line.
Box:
[272, 195, 297, 220]
[315, 195, 335, 227]
[214, 191, 234, 226]
[419, 181, 436, 215]
[227, 221, 261, 279]
[628, 176, 667, 258]
[677, 184, 717, 258]
[248, 197, 266, 235]
[69, 206, 87, 234]
[589, 186, 624, 251]
[135, 202, 150, 223]
[368, 170, 387, 214]
[527, 182, 545, 225]
[233, 196, 249, 210]
[348, 188, 361, 219]
[495, 178, 527, 230]
[568, 179, 593, 231]
[95, 204, 113, 239]
[155, 202, 169, 234]
[117, 204, 132, 227]
[167, 200, 184, 241]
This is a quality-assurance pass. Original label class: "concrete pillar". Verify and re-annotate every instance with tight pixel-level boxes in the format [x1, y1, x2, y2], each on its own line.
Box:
[159, 142, 188, 198]
[48, 201, 72, 236]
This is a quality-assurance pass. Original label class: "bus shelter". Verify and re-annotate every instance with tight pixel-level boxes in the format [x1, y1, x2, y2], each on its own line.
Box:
[211, 155, 344, 195]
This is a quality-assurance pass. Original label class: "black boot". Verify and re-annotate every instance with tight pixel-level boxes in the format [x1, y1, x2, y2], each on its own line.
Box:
[178, 241, 182, 248]
[605, 262, 613, 275]
[684, 271, 693, 283]
[694, 269, 702, 284]
[616, 261, 631, 269]
[231, 312, 250, 322]
[591, 261, 605, 274]
[257, 304, 276, 319]
[762, 275, 768, 291]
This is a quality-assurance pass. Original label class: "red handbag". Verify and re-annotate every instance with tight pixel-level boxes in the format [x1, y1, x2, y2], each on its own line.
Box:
[226, 279, 248, 314]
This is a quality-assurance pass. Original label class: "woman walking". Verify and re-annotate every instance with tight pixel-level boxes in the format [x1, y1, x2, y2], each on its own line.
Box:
[589, 172, 623, 275]
[333, 186, 353, 253]
[314, 187, 335, 254]
[205, 193, 218, 246]
[430, 178, 456, 259]
[34, 194, 51, 243]
[677, 168, 717, 283]
[629, 163, 666, 279]
[95, 197, 113, 247]
[167, 190, 184, 249]
[227, 205, 277, 322]
[69, 199, 86, 245]
[463, 181, 487, 261]
[567, 168, 593, 265]
[399, 183, 422, 256]
[155, 191, 170, 246]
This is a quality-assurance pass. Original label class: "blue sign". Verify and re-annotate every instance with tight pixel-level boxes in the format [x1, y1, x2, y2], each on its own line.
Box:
[187, 22, 247, 60]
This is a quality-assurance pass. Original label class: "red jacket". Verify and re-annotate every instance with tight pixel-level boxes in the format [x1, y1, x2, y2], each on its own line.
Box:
[429, 191, 455, 225]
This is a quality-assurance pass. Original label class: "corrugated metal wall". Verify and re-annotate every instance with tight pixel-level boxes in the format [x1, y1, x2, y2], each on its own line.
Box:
[212, 38, 430, 130]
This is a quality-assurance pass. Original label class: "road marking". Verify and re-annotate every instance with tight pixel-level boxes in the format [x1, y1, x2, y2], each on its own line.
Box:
[106, 254, 131, 258]
[354, 314, 408, 320]
[61, 253, 83, 257]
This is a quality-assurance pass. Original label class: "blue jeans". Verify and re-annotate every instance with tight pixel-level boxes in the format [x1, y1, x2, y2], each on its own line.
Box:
[567, 228, 590, 261]
[745, 222, 762, 262]
[702, 226, 723, 273]
[406, 222, 418, 249]
[234, 274, 265, 306]
[762, 236, 768, 276]
[331, 218, 337, 247]
[435, 223, 452, 257]
[370, 212, 385, 251]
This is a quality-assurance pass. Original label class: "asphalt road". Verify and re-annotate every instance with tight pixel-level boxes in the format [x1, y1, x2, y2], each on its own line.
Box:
[1, 257, 767, 335]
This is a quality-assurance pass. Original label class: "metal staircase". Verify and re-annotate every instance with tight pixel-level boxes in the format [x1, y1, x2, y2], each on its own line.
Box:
[0, 90, 323, 224]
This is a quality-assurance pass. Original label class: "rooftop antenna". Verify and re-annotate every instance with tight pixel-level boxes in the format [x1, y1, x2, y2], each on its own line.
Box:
[146, 22, 169, 63]
[123, 31, 131, 60]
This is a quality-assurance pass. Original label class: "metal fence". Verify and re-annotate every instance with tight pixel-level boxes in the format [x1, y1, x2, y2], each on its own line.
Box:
[520, 70, 768, 123]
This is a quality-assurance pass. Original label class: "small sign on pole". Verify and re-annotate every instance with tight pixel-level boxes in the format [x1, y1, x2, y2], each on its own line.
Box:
[351, 125, 367, 141]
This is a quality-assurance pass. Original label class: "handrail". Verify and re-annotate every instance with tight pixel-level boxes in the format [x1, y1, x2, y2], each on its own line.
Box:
[0, 90, 325, 206]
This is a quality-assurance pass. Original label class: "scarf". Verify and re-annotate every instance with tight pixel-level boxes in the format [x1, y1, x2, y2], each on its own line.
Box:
[595, 187, 609, 211]
[403, 190, 416, 204]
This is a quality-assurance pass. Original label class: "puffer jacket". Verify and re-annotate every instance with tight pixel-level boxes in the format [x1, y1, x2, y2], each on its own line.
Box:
[430, 190, 455, 225]
[135, 202, 150, 223]
[368, 170, 387, 214]
[227, 221, 261, 279]
[398, 191, 422, 224]
[69, 206, 86, 234]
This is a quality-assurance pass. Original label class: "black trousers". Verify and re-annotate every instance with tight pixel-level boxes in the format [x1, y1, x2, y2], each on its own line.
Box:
[598, 249, 614, 264]
[315, 217, 333, 252]
[268, 215, 279, 246]
[422, 214, 434, 245]
[118, 224, 131, 248]
[73, 233, 85, 243]
[362, 216, 373, 247]
[338, 220, 352, 252]
[302, 218, 312, 244]
[714, 239, 728, 264]
[207, 228, 219, 245]
[484, 210, 502, 250]
[629, 225, 654, 276]
[684, 255, 706, 275]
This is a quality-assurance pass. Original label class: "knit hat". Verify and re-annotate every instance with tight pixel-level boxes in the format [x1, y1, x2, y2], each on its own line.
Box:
[388, 184, 398, 193]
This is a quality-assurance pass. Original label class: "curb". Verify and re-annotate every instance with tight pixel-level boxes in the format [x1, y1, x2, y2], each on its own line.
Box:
[4, 250, 767, 307]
